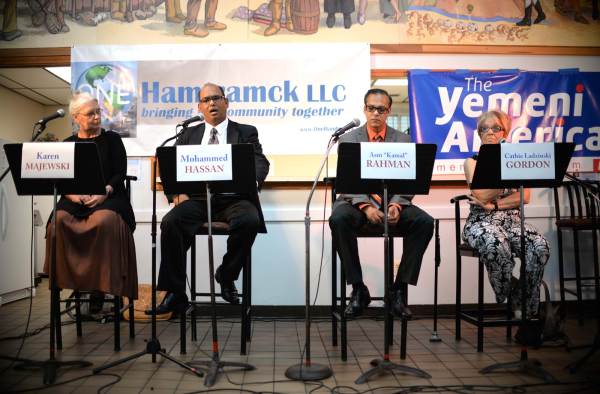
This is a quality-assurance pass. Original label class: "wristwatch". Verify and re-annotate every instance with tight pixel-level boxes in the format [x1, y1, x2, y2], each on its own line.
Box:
[493, 199, 499, 210]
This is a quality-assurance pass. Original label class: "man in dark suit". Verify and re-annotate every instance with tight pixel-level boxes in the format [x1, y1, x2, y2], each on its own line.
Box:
[329, 88, 433, 318]
[154, 82, 269, 314]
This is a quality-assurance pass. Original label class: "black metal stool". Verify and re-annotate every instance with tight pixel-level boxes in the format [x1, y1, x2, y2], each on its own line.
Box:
[553, 180, 600, 324]
[179, 221, 252, 355]
[328, 178, 408, 362]
[56, 175, 138, 352]
[452, 195, 520, 352]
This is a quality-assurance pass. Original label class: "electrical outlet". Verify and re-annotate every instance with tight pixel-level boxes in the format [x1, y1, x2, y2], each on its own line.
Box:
[33, 209, 43, 226]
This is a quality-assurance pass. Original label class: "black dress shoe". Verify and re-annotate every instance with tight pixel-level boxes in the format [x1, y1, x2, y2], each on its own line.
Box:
[215, 266, 240, 304]
[146, 292, 188, 315]
[391, 289, 412, 319]
[344, 286, 371, 317]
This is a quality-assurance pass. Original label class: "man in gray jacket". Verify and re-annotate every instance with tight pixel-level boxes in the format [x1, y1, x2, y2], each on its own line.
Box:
[329, 88, 433, 318]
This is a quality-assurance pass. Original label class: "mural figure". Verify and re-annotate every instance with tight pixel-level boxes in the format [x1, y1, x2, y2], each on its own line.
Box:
[64, 1, 157, 25]
[516, 0, 546, 25]
[264, 0, 293, 36]
[324, 0, 355, 29]
[2, 0, 600, 45]
[408, 1, 535, 43]
[555, 0, 598, 23]
[381, 0, 407, 23]
[111, 0, 134, 22]
[1, 0, 22, 41]
[165, 0, 185, 23]
[184, 0, 226, 37]
[67, 1, 108, 26]
[28, 0, 69, 33]
[133, 0, 157, 20]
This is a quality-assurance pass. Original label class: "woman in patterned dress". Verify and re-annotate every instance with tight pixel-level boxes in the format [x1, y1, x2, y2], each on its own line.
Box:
[462, 110, 550, 318]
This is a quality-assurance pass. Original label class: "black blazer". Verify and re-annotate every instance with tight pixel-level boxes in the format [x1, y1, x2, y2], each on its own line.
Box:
[333, 124, 414, 210]
[175, 120, 270, 233]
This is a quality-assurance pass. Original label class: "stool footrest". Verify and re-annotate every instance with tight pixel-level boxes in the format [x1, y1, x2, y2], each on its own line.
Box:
[460, 312, 521, 327]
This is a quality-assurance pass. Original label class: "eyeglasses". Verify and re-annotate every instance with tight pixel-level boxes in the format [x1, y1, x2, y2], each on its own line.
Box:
[478, 125, 504, 134]
[199, 95, 226, 104]
[365, 105, 389, 114]
[79, 108, 102, 118]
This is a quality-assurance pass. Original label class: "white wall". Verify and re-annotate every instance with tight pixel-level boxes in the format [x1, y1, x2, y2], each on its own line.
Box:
[120, 160, 598, 306]
[0, 86, 71, 289]
[0, 87, 45, 303]
[5, 51, 600, 306]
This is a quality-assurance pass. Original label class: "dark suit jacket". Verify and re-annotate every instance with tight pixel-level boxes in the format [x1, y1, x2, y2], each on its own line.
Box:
[334, 124, 413, 210]
[175, 120, 270, 233]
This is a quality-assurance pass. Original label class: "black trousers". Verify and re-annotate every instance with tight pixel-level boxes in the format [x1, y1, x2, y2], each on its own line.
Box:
[157, 196, 259, 294]
[329, 201, 434, 288]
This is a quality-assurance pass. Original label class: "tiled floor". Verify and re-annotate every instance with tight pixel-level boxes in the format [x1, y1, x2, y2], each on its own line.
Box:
[0, 281, 598, 393]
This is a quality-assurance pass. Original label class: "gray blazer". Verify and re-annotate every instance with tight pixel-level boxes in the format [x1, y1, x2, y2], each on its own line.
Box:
[334, 124, 413, 209]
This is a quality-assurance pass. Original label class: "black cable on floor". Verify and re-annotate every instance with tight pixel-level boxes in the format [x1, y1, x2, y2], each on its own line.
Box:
[0, 320, 75, 342]
[3, 372, 121, 394]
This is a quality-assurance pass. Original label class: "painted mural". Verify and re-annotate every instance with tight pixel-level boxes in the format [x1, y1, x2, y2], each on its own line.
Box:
[1, 0, 599, 47]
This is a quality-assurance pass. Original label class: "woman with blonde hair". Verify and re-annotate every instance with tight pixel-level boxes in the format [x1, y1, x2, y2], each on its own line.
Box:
[462, 110, 549, 318]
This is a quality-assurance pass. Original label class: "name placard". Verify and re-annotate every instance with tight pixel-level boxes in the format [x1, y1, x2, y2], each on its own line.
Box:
[176, 144, 232, 182]
[360, 142, 416, 180]
[501, 143, 555, 180]
[21, 142, 75, 179]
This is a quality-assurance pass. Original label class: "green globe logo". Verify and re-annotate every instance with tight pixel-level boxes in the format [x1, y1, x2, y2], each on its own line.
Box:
[74, 64, 137, 137]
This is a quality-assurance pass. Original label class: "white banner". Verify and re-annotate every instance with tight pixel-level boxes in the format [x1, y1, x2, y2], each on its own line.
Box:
[21, 142, 75, 179]
[501, 143, 555, 180]
[71, 44, 371, 158]
[360, 142, 416, 180]
[176, 144, 232, 182]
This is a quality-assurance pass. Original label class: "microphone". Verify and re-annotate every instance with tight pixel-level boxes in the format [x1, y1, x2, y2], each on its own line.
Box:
[499, 138, 507, 144]
[177, 114, 204, 128]
[331, 118, 360, 139]
[160, 115, 205, 147]
[36, 109, 65, 126]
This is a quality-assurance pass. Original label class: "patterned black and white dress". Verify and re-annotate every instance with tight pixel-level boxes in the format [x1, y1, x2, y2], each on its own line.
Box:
[462, 192, 550, 317]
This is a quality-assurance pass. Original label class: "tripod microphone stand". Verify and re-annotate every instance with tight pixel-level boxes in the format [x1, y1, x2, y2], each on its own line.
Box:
[1, 124, 92, 385]
[474, 142, 574, 383]
[92, 125, 204, 378]
[187, 182, 255, 387]
[480, 186, 557, 382]
[331, 142, 436, 384]
[355, 183, 430, 384]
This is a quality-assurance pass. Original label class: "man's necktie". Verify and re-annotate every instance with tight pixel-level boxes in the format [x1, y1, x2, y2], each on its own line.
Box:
[208, 128, 219, 144]
[370, 133, 384, 207]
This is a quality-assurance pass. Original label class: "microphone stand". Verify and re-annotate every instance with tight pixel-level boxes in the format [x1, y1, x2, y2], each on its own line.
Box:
[480, 186, 557, 382]
[285, 135, 336, 381]
[0, 121, 93, 385]
[0, 123, 47, 183]
[93, 125, 205, 378]
[186, 181, 255, 387]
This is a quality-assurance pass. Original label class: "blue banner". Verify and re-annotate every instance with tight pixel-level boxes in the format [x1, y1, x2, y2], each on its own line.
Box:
[408, 70, 600, 175]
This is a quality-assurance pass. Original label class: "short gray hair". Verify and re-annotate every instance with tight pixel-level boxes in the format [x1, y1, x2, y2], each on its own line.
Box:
[476, 110, 511, 139]
[69, 92, 98, 118]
